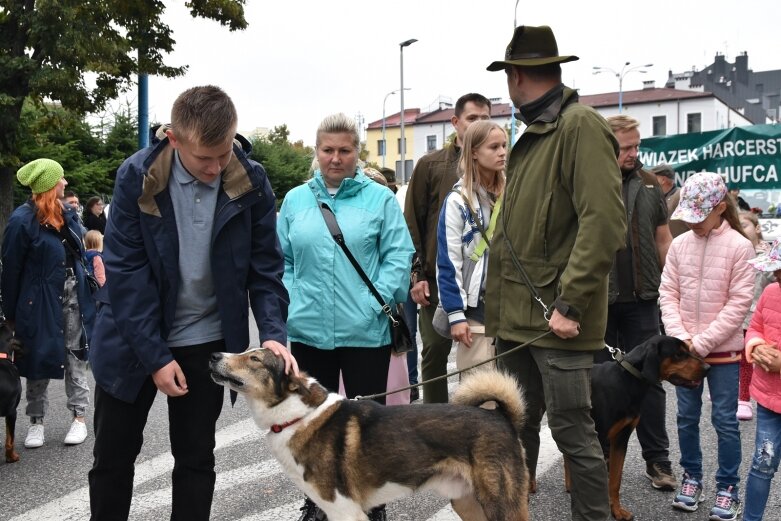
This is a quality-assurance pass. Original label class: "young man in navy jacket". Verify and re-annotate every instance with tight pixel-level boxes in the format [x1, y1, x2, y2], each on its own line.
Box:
[88, 85, 296, 521]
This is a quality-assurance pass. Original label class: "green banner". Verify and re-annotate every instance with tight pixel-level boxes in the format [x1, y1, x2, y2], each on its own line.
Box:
[639, 124, 781, 189]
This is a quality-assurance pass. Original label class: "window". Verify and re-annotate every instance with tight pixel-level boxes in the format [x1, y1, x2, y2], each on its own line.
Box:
[652, 116, 667, 137]
[397, 137, 407, 154]
[427, 135, 437, 151]
[377, 139, 386, 156]
[687, 113, 702, 133]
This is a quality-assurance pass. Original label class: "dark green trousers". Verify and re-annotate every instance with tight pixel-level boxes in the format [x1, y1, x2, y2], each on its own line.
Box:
[419, 302, 454, 403]
[497, 338, 610, 521]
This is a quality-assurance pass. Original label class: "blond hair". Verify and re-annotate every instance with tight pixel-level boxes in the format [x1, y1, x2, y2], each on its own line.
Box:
[739, 210, 763, 245]
[458, 120, 506, 208]
[84, 230, 104, 251]
[315, 113, 360, 151]
[606, 114, 640, 134]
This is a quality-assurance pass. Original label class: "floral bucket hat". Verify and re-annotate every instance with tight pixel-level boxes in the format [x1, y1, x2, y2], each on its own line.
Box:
[748, 240, 781, 272]
[671, 172, 727, 224]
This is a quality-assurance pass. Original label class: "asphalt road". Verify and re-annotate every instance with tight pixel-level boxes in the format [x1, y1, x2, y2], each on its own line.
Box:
[1, 319, 779, 521]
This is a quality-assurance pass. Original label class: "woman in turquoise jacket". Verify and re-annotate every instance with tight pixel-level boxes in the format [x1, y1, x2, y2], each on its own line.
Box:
[277, 113, 413, 400]
[278, 113, 413, 521]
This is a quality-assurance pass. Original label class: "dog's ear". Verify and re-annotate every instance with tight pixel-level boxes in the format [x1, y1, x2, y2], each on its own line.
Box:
[640, 338, 662, 382]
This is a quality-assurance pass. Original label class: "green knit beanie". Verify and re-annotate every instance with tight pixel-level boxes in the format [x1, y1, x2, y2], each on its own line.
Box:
[17, 158, 64, 194]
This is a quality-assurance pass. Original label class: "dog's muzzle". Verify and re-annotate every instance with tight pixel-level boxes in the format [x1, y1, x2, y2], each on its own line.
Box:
[208, 352, 245, 389]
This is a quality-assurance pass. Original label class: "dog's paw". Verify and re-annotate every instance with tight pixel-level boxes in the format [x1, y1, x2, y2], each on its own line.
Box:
[611, 505, 634, 521]
[5, 450, 20, 463]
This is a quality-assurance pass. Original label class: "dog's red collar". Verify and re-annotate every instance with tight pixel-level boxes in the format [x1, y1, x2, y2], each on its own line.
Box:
[270, 417, 302, 434]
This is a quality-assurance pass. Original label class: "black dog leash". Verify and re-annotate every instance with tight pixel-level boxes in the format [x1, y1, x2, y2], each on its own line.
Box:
[355, 330, 553, 401]
[605, 343, 649, 383]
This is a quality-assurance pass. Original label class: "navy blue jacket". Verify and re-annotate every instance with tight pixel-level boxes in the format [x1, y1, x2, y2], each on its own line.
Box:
[1, 203, 96, 379]
[89, 135, 289, 402]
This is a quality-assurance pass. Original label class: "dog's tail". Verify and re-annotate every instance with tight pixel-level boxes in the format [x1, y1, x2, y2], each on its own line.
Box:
[451, 369, 525, 432]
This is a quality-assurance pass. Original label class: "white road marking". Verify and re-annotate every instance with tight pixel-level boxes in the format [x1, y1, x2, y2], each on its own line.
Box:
[8, 419, 262, 521]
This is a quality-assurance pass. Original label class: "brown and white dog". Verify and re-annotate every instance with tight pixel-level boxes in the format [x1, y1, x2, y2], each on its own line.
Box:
[209, 348, 529, 521]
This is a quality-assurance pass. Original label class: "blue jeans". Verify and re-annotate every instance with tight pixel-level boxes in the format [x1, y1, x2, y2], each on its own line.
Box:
[676, 362, 741, 492]
[743, 404, 781, 521]
[403, 294, 418, 385]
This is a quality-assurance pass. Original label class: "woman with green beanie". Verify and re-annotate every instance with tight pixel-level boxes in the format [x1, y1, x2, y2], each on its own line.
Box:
[1, 158, 96, 448]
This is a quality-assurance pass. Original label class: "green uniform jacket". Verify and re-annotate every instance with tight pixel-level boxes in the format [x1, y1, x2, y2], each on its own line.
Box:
[485, 87, 627, 350]
[404, 145, 460, 290]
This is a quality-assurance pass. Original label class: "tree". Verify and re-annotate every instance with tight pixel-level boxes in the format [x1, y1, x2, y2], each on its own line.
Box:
[0, 0, 248, 232]
[249, 133, 313, 209]
[14, 100, 139, 206]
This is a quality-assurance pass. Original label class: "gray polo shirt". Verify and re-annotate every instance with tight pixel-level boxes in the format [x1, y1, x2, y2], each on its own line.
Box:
[166, 153, 223, 347]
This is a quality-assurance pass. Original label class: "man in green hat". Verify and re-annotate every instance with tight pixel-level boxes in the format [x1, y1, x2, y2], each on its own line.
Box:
[485, 25, 627, 520]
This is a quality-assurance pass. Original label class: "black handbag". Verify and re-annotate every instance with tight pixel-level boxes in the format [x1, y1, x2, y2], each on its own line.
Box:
[317, 202, 414, 355]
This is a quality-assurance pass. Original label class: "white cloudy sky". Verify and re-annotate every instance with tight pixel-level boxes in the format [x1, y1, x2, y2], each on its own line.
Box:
[130, 0, 780, 145]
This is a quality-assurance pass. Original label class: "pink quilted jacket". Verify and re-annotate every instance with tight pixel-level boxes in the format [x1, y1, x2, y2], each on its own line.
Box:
[745, 283, 781, 414]
[659, 220, 755, 358]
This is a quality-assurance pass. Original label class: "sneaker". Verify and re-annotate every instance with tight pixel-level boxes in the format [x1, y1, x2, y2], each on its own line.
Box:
[737, 400, 753, 421]
[368, 505, 387, 521]
[646, 461, 677, 491]
[64, 420, 88, 445]
[297, 498, 327, 521]
[410, 387, 420, 402]
[709, 487, 741, 520]
[24, 423, 45, 448]
[672, 473, 704, 512]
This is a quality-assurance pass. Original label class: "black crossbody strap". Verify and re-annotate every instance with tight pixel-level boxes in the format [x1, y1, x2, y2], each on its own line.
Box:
[317, 202, 397, 323]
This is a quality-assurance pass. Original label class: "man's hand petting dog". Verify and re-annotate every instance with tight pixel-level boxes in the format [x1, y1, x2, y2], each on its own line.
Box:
[261, 340, 299, 376]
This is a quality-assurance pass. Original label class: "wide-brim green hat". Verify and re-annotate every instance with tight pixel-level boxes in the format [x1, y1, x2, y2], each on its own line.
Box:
[487, 25, 579, 71]
[16, 158, 64, 194]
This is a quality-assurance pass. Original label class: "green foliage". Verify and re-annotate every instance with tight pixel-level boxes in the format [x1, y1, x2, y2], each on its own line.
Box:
[249, 131, 313, 209]
[0, 0, 247, 231]
[13, 100, 138, 206]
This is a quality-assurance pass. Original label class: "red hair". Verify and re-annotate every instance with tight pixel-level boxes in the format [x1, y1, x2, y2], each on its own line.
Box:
[32, 190, 64, 230]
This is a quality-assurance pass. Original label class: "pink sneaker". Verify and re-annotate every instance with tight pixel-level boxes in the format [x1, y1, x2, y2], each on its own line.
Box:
[737, 400, 753, 421]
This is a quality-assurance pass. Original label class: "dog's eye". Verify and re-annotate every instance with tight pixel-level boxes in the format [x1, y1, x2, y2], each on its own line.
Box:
[250, 355, 260, 362]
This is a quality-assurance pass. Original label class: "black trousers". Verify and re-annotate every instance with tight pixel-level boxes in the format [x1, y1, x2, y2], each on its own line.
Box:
[291, 342, 391, 405]
[595, 299, 670, 464]
[89, 341, 225, 521]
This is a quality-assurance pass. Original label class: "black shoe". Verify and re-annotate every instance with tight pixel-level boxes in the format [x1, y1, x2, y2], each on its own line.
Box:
[368, 505, 387, 521]
[410, 387, 420, 402]
[646, 461, 676, 491]
[297, 498, 327, 521]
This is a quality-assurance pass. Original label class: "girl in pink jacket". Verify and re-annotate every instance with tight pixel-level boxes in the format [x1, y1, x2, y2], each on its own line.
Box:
[742, 241, 781, 521]
[660, 172, 755, 519]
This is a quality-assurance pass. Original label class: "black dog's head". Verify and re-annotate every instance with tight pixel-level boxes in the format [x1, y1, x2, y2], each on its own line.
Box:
[629, 335, 709, 388]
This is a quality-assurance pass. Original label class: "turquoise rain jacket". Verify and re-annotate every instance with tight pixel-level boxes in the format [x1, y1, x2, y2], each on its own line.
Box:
[277, 171, 414, 349]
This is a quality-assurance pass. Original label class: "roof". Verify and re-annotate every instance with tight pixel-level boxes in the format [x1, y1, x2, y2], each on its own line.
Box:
[667, 53, 781, 124]
[366, 102, 514, 128]
[579, 88, 712, 108]
[366, 108, 422, 129]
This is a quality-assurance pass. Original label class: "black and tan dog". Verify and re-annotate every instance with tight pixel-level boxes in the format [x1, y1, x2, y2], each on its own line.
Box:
[209, 348, 529, 521]
[0, 320, 23, 463]
[566, 335, 709, 521]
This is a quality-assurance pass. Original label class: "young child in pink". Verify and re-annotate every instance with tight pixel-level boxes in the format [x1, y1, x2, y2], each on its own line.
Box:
[659, 172, 755, 520]
[742, 240, 781, 521]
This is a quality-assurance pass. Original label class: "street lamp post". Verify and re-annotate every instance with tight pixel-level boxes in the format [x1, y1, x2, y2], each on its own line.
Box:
[381, 88, 410, 168]
[399, 38, 417, 184]
[593, 61, 653, 113]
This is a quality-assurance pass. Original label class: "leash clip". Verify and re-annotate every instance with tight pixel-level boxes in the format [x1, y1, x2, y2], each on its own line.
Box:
[537, 297, 551, 321]
[605, 343, 620, 360]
